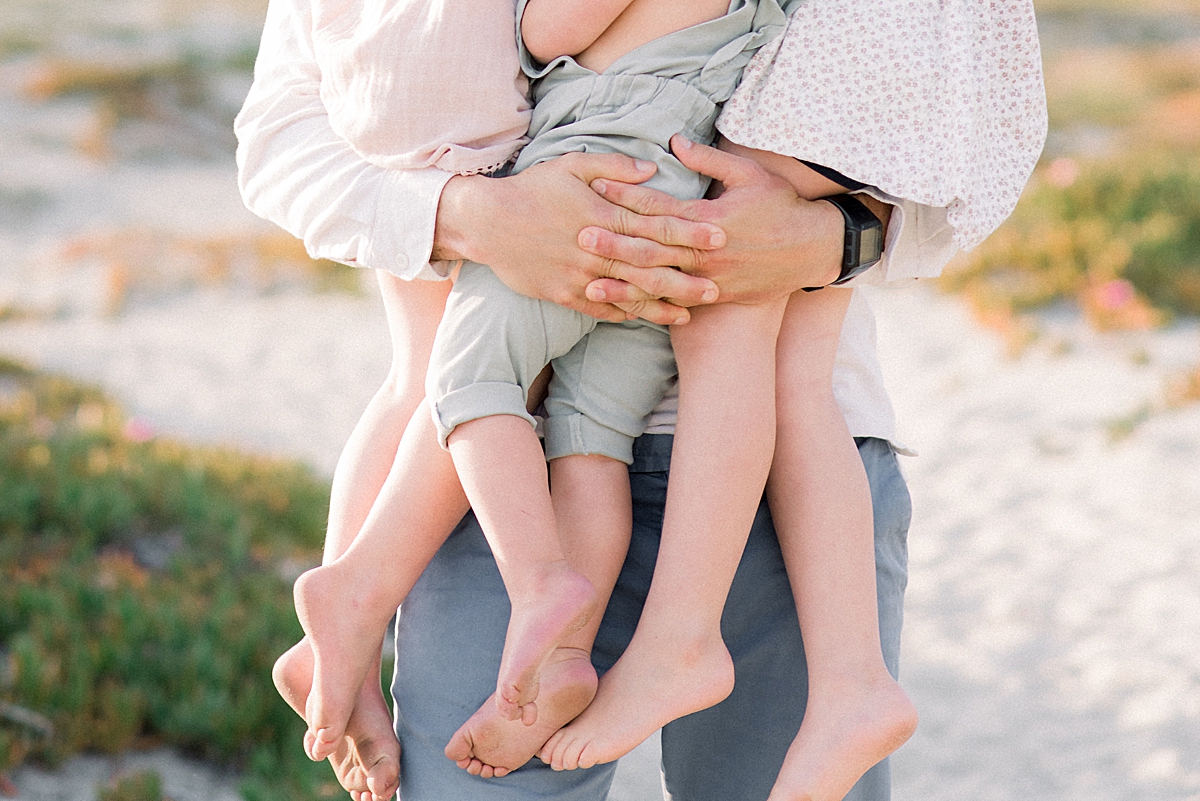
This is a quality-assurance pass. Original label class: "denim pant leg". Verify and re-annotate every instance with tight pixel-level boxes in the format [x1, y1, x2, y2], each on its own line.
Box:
[392, 511, 620, 800]
[392, 435, 910, 800]
[592, 435, 912, 801]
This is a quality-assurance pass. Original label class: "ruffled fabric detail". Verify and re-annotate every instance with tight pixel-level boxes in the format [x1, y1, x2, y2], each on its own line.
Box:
[313, 0, 531, 176]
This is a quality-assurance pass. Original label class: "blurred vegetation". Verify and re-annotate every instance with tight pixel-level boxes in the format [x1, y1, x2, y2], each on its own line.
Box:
[99, 770, 164, 801]
[942, 9, 1200, 332]
[943, 155, 1200, 331]
[0, 357, 369, 800]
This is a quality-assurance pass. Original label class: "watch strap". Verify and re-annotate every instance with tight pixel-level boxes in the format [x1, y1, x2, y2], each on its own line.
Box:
[803, 194, 883, 291]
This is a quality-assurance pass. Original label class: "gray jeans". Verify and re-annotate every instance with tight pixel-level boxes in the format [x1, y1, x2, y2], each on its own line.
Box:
[392, 435, 911, 800]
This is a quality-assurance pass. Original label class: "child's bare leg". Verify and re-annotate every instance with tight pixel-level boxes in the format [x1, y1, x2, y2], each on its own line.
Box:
[297, 403, 470, 759]
[275, 273, 448, 692]
[445, 454, 630, 775]
[326, 273, 452, 564]
[541, 299, 786, 770]
[283, 275, 465, 762]
[446, 416, 599, 726]
[766, 288, 916, 801]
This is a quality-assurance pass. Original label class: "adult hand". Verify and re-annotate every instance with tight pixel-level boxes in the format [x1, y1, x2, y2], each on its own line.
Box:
[433, 152, 723, 325]
[580, 135, 851, 306]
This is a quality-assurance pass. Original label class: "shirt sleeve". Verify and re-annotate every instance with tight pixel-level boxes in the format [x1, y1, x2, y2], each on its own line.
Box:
[234, 0, 454, 281]
[836, 189, 958, 288]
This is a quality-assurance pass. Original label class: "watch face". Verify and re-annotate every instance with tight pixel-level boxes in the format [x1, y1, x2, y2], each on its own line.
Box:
[860, 224, 883, 265]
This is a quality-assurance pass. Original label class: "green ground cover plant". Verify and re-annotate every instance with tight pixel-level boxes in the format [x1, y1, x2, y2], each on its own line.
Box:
[942, 154, 1200, 330]
[98, 770, 164, 801]
[0, 357, 366, 801]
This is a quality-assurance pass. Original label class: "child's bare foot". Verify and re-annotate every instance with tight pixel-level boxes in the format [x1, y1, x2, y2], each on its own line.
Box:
[495, 562, 597, 724]
[328, 689, 402, 801]
[294, 563, 395, 761]
[272, 638, 401, 801]
[766, 675, 917, 801]
[538, 630, 734, 770]
[445, 647, 597, 777]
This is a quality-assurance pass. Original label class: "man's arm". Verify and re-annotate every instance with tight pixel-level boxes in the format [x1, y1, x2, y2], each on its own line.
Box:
[235, 0, 455, 280]
[578, 136, 948, 306]
[235, 0, 722, 323]
[432, 157, 723, 323]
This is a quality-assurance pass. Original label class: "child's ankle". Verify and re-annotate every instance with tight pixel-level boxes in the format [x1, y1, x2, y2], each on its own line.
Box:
[506, 559, 588, 600]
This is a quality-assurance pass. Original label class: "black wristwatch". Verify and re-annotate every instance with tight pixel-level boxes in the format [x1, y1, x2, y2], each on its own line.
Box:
[805, 194, 884, 290]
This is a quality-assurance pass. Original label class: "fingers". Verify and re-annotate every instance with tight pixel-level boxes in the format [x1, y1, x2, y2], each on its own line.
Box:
[591, 177, 688, 218]
[608, 261, 717, 304]
[567, 295, 633, 323]
[613, 298, 691, 325]
[670, 134, 762, 188]
[590, 181, 724, 249]
[580, 226, 713, 277]
[586, 278, 654, 304]
[586, 282, 693, 324]
[576, 242, 717, 304]
[563, 151, 658, 185]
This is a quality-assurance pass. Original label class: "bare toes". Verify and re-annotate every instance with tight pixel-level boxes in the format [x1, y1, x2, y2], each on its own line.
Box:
[444, 732, 471, 763]
[308, 726, 342, 761]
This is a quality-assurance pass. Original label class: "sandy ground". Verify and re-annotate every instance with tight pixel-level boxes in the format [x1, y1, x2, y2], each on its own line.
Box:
[2, 242, 1198, 799]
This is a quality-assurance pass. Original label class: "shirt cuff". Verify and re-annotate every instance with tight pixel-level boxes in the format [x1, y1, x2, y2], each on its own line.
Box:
[836, 189, 957, 287]
[364, 167, 456, 281]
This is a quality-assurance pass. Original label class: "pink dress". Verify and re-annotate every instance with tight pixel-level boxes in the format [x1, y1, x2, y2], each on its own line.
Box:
[312, 0, 531, 175]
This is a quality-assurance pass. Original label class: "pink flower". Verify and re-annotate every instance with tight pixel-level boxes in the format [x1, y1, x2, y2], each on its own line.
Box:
[1046, 157, 1079, 189]
[123, 417, 155, 443]
[1095, 279, 1136, 311]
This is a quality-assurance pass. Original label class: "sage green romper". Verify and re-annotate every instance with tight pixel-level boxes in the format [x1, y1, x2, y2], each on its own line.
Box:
[426, 0, 786, 464]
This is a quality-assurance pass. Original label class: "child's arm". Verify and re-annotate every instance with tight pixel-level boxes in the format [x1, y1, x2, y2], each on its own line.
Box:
[521, 0, 634, 63]
[715, 138, 847, 203]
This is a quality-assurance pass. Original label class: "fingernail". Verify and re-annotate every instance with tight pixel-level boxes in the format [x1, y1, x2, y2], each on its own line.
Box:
[676, 136, 693, 149]
[701, 288, 718, 303]
[592, 178, 608, 195]
[674, 315, 689, 325]
[635, 159, 655, 172]
[579, 230, 597, 248]
[708, 229, 725, 247]
[589, 286, 607, 301]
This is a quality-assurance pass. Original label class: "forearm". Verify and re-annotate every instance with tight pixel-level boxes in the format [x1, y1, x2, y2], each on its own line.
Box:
[849, 193, 955, 286]
[576, 137, 930, 306]
[238, 0, 721, 322]
[712, 138, 895, 293]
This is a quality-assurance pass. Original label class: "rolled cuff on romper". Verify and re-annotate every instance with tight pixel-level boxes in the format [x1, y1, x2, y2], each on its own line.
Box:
[542, 413, 637, 465]
[430, 382, 537, 449]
